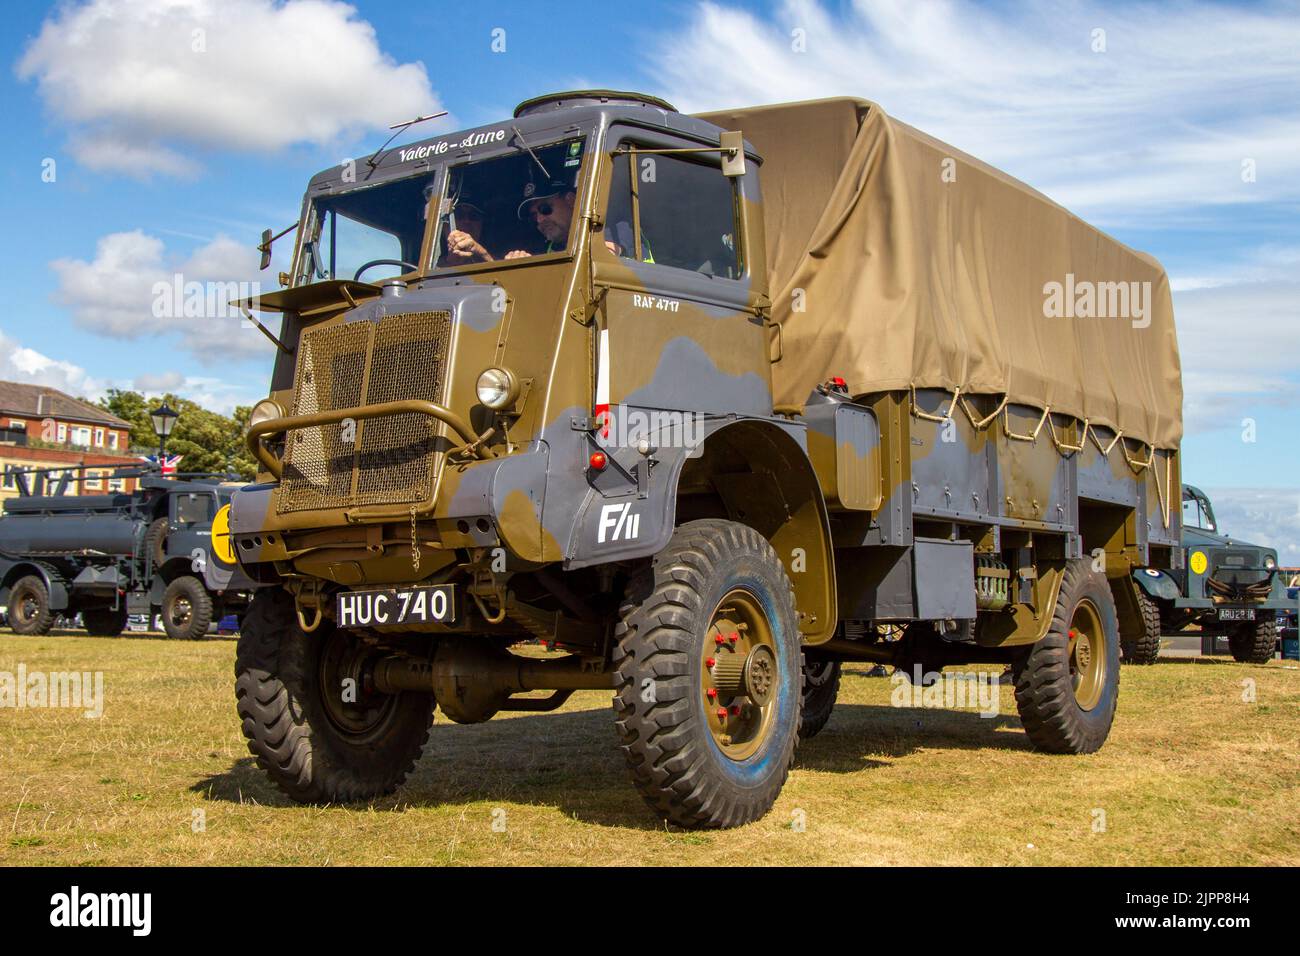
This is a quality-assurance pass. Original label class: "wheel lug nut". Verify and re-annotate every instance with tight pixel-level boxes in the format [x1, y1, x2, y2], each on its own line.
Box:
[729, 704, 741, 716]
[707, 688, 717, 699]
[705, 657, 716, 668]
[728, 632, 738, 643]
[714, 634, 725, 645]
[716, 707, 727, 719]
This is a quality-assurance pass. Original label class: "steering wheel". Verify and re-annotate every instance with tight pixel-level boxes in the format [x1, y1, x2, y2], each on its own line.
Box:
[353, 259, 420, 281]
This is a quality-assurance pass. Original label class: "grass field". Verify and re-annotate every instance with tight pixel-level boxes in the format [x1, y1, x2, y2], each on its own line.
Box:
[1, 630, 1297, 866]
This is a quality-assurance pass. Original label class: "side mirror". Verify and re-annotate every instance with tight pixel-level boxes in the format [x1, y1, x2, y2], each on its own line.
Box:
[720, 131, 746, 178]
[259, 229, 273, 271]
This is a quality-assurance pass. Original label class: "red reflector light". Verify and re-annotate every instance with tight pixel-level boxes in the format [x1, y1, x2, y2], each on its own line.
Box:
[589, 452, 607, 471]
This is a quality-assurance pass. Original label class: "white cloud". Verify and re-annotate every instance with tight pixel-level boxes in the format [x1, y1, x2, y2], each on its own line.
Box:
[50, 229, 283, 364]
[16, 0, 443, 177]
[0, 330, 106, 400]
[0, 329, 260, 416]
[649, 0, 1300, 224]
[133, 371, 186, 393]
[1201, 488, 1300, 561]
[1173, 276, 1300, 434]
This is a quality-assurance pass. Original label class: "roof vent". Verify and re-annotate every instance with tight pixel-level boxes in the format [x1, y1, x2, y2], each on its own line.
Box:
[513, 90, 677, 118]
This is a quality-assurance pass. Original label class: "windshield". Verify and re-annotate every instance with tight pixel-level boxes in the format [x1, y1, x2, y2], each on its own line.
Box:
[1182, 489, 1215, 531]
[300, 175, 432, 284]
[433, 136, 586, 268]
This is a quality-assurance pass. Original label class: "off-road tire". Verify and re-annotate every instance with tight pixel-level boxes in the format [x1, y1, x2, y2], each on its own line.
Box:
[144, 517, 168, 568]
[1013, 560, 1120, 754]
[8, 575, 53, 636]
[162, 575, 213, 640]
[1121, 586, 1162, 665]
[1229, 616, 1277, 664]
[82, 606, 129, 637]
[612, 519, 803, 829]
[799, 659, 840, 740]
[234, 588, 434, 803]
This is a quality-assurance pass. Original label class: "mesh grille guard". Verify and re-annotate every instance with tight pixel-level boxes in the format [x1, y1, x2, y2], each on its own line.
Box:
[278, 311, 453, 514]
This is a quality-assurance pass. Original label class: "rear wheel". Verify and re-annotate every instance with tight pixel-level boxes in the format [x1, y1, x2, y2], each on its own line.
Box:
[83, 606, 129, 637]
[1014, 560, 1120, 754]
[1229, 616, 1277, 664]
[162, 576, 213, 640]
[8, 575, 53, 636]
[613, 519, 802, 829]
[234, 588, 434, 803]
[799, 659, 840, 740]
[1121, 586, 1162, 665]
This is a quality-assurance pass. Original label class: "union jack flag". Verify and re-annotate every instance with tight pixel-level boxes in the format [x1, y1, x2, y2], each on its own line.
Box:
[141, 453, 184, 476]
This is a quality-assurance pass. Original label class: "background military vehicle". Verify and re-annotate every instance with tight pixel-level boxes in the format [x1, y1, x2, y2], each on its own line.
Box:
[1121, 484, 1286, 664]
[0, 464, 255, 640]
[231, 92, 1183, 829]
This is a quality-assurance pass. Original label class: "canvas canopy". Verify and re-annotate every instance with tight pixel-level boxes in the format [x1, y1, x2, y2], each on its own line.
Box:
[696, 98, 1182, 449]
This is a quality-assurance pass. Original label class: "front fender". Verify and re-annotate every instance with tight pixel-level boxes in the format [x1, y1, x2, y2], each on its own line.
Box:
[1134, 567, 1181, 601]
[561, 412, 838, 643]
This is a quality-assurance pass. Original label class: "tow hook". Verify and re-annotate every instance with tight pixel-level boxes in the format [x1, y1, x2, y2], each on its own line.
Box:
[292, 579, 325, 633]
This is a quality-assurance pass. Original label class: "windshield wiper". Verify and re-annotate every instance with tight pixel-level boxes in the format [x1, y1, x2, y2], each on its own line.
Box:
[510, 125, 551, 180]
[366, 110, 450, 173]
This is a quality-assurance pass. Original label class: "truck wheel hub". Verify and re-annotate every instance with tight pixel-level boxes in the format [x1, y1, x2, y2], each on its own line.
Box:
[701, 589, 780, 761]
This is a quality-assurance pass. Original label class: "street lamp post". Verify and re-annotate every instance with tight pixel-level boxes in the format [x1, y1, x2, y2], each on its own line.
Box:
[149, 403, 179, 463]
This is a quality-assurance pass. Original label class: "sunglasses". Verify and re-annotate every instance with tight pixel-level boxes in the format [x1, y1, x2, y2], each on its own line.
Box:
[529, 202, 555, 218]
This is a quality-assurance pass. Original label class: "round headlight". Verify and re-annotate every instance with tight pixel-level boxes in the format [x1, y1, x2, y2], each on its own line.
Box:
[248, 398, 285, 431]
[1265, 555, 1277, 570]
[476, 367, 520, 410]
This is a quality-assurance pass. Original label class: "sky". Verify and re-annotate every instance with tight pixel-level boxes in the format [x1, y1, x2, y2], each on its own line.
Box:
[0, 0, 1297, 554]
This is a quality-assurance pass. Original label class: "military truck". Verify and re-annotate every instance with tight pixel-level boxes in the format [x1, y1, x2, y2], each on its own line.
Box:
[1121, 484, 1285, 664]
[230, 92, 1182, 828]
[0, 465, 255, 640]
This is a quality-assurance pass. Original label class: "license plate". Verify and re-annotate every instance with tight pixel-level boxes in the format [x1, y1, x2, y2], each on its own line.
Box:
[336, 586, 456, 627]
[1218, 608, 1255, 622]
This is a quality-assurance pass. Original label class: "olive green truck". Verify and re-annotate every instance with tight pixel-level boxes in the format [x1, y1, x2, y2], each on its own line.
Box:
[231, 92, 1183, 828]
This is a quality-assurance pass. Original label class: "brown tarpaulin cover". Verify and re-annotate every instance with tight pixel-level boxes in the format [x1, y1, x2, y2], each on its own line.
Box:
[697, 98, 1182, 449]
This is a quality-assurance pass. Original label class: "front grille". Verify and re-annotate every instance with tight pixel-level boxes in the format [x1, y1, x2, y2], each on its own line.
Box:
[278, 311, 453, 514]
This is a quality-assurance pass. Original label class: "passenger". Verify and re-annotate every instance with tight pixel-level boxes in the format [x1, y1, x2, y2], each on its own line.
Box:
[603, 220, 654, 263]
[442, 198, 495, 264]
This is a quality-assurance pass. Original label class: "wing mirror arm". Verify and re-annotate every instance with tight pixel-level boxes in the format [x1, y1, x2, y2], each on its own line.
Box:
[258, 222, 299, 271]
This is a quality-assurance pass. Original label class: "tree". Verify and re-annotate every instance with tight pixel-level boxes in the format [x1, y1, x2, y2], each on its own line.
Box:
[97, 390, 258, 480]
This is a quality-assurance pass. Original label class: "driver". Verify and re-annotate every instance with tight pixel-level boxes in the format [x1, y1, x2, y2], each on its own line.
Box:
[504, 179, 578, 259]
[505, 179, 630, 260]
[442, 198, 495, 263]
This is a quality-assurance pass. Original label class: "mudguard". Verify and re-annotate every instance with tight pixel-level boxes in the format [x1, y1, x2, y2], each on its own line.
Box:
[1133, 567, 1181, 601]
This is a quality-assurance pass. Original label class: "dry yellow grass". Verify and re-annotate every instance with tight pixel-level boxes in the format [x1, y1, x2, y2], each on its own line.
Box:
[1, 629, 1297, 866]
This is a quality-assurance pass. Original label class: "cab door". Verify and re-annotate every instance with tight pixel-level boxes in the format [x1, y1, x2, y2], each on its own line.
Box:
[590, 125, 771, 429]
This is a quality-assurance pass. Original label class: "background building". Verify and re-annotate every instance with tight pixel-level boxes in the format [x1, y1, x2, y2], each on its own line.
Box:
[0, 381, 141, 499]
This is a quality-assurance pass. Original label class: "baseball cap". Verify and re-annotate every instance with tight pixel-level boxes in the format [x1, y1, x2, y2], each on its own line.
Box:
[517, 179, 575, 219]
